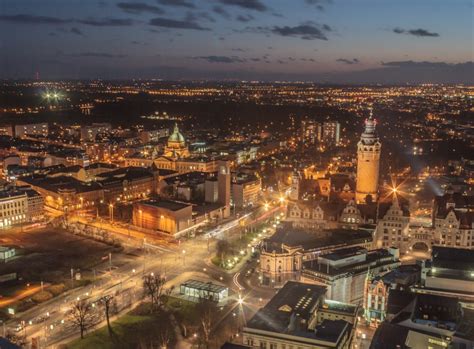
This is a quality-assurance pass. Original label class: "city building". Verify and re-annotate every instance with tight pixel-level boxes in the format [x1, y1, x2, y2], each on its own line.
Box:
[322, 121, 341, 146]
[0, 125, 13, 137]
[179, 279, 228, 303]
[0, 187, 43, 228]
[243, 281, 357, 349]
[300, 120, 320, 146]
[259, 224, 374, 287]
[432, 190, 474, 249]
[163, 123, 190, 159]
[301, 246, 400, 304]
[231, 173, 261, 208]
[372, 292, 474, 349]
[417, 246, 474, 299]
[132, 199, 193, 235]
[218, 160, 231, 218]
[80, 123, 112, 142]
[286, 200, 343, 230]
[355, 113, 381, 204]
[364, 264, 420, 327]
[14, 123, 48, 138]
[139, 128, 169, 143]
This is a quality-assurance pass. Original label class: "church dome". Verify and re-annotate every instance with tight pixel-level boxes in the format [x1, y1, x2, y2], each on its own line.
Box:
[168, 123, 185, 143]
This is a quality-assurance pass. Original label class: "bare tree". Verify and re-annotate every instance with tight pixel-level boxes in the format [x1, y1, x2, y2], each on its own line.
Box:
[196, 297, 218, 349]
[216, 239, 231, 265]
[142, 273, 169, 312]
[98, 294, 116, 336]
[69, 299, 95, 339]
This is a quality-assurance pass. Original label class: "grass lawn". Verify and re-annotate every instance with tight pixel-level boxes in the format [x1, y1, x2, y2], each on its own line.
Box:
[67, 312, 173, 349]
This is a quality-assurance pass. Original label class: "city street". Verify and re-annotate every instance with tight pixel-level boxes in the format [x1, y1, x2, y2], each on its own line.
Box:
[3, 203, 283, 348]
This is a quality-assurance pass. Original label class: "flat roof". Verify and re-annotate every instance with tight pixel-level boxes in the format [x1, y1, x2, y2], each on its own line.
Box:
[246, 281, 327, 336]
[320, 246, 367, 261]
[140, 199, 191, 211]
[181, 279, 227, 293]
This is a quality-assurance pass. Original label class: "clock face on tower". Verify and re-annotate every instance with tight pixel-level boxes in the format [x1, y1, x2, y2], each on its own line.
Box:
[220, 166, 227, 175]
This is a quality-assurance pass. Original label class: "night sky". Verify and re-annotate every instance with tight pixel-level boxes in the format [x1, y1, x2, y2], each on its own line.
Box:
[1, 0, 472, 83]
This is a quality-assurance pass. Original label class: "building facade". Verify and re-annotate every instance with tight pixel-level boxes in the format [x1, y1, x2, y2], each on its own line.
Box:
[355, 113, 381, 204]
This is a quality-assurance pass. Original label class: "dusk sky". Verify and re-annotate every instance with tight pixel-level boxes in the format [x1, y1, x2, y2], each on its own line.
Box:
[1, 0, 472, 83]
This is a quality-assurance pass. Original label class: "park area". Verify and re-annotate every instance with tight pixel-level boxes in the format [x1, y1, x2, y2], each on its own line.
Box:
[67, 294, 242, 349]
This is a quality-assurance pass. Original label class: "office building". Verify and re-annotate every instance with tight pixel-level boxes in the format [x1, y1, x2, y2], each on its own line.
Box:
[301, 246, 400, 304]
[243, 281, 357, 349]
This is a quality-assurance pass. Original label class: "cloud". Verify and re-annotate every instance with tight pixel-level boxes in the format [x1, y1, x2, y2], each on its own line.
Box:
[69, 52, 127, 58]
[392, 27, 439, 37]
[192, 55, 246, 63]
[186, 11, 215, 23]
[77, 18, 135, 26]
[149, 17, 209, 30]
[381, 60, 451, 68]
[70, 27, 84, 36]
[218, 0, 268, 12]
[157, 0, 195, 8]
[305, 0, 332, 11]
[231, 48, 246, 52]
[0, 14, 71, 24]
[336, 58, 359, 64]
[269, 23, 331, 40]
[212, 6, 231, 19]
[0, 14, 136, 27]
[236, 14, 254, 22]
[117, 2, 164, 15]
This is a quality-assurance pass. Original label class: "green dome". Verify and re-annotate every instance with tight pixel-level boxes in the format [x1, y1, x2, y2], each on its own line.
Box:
[168, 123, 185, 143]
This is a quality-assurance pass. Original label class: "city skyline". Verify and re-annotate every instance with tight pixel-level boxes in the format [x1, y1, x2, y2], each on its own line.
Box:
[1, 0, 473, 83]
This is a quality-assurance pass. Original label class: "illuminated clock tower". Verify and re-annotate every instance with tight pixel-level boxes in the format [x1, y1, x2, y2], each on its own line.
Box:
[355, 110, 381, 204]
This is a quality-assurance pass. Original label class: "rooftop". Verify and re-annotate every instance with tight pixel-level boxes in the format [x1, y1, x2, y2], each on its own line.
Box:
[139, 199, 191, 211]
[246, 281, 327, 335]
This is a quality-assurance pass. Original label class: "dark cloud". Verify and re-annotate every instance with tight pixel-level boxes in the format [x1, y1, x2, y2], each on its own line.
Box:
[304, 0, 332, 11]
[392, 27, 439, 37]
[0, 14, 71, 24]
[192, 55, 246, 63]
[236, 14, 254, 22]
[157, 0, 195, 8]
[218, 0, 268, 12]
[336, 58, 359, 64]
[381, 60, 451, 68]
[70, 27, 84, 36]
[212, 6, 231, 19]
[270, 23, 331, 40]
[131, 40, 148, 45]
[77, 18, 135, 26]
[117, 2, 164, 15]
[69, 52, 127, 58]
[231, 48, 246, 52]
[149, 17, 209, 30]
[186, 11, 215, 23]
[0, 14, 135, 27]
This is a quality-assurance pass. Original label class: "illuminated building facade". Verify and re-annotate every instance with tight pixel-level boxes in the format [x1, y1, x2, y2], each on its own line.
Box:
[132, 199, 193, 235]
[355, 113, 381, 204]
[163, 123, 189, 159]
